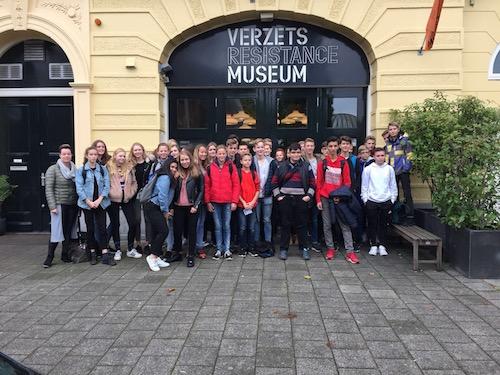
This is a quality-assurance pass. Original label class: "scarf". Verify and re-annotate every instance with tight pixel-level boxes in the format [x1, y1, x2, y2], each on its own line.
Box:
[57, 159, 76, 181]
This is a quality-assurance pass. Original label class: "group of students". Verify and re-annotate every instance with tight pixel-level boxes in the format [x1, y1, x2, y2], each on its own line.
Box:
[43, 121, 414, 271]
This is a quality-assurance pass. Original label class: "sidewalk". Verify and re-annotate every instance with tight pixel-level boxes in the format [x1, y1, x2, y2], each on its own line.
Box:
[0, 234, 499, 375]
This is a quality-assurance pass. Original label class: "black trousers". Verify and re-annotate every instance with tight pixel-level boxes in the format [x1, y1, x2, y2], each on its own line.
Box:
[133, 199, 143, 244]
[173, 205, 198, 258]
[396, 173, 414, 217]
[83, 206, 107, 251]
[143, 202, 168, 257]
[48, 204, 78, 256]
[278, 195, 309, 251]
[365, 200, 392, 246]
[107, 199, 137, 251]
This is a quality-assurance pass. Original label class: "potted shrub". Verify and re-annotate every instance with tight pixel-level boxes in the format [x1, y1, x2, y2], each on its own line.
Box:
[0, 175, 17, 235]
[391, 93, 500, 278]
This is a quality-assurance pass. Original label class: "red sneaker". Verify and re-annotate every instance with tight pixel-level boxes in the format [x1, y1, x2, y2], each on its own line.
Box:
[325, 248, 336, 260]
[198, 249, 207, 259]
[346, 252, 360, 264]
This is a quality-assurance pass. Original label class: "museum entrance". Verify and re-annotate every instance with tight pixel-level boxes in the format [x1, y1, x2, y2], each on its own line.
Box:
[167, 19, 369, 149]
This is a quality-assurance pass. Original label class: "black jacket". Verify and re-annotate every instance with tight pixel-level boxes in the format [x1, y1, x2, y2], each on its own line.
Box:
[328, 186, 363, 227]
[172, 173, 204, 210]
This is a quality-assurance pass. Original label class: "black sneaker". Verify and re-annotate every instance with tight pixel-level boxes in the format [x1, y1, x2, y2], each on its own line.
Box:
[101, 253, 116, 266]
[239, 248, 247, 258]
[187, 257, 195, 268]
[311, 242, 322, 253]
[247, 248, 259, 257]
[165, 252, 182, 263]
[43, 256, 53, 268]
[90, 251, 97, 265]
[135, 244, 143, 254]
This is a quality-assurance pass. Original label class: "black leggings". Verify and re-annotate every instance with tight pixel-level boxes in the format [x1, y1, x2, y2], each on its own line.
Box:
[83, 206, 107, 251]
[143, 202, 168, 257]
[49, 204, 78, 254]
[366, 200, 391, 246]
[173, 205, 198, 258]
[107, 199, 137, 251]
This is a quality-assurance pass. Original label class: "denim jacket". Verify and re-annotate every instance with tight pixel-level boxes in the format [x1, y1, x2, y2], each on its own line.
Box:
[76, 162, 111, 209]
[149, 174, 174, 213]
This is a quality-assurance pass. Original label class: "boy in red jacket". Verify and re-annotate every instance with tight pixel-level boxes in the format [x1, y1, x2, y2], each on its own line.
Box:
[205, 145, 240, 260]
[237, 153, 260, 257]
[316, 136, 360, 264]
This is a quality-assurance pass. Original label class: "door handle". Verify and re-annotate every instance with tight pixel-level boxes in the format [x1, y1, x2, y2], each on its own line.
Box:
[41, 172, 46, 187]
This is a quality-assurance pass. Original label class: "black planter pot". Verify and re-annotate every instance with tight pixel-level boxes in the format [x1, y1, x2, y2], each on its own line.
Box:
[415, 209, 450, 261]
[0, 217, 6, 236]
[448, 227, 500, 279]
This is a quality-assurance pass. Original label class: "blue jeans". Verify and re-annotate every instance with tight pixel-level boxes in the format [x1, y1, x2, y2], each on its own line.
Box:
[238, 208, 256, 250]
[196, 204, 207, 249]
[212, 203, 231, 252]
[255, 197, 272, 243]
[164, 217, 173, 251]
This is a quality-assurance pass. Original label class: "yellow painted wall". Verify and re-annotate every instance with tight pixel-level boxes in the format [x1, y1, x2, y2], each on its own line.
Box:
[1, 0, 500, 204]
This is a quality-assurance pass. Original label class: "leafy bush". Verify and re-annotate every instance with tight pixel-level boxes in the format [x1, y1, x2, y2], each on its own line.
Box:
[391, 92, 500, 230]
[0, 175, 17, 203]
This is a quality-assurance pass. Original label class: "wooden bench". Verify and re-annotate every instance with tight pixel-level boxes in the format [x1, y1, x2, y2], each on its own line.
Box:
[392, 224, 443, 271]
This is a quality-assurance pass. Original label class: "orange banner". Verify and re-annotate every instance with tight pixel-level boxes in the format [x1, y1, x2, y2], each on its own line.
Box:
[424, 0, 444, 51]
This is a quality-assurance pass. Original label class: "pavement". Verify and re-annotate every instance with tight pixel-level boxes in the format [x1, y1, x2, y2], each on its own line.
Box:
[0, 234, 500, 375]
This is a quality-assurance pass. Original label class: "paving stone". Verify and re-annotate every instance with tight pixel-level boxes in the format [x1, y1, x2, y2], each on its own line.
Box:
[360, 327, 399, 342]
[296, 358, 338, 375]
[375, 358, 423, 374]
[130, 356, 177, 375]
[215, 356, 255, 375]
[24, 345, 72, 365]
[98, 347, 143, 366]
[171, 365, 214, 375]
[70, 339, 114, 356]
[332, 349, 377, 369]
[256, 347, 295, 368]
[294, 340, 333, 358]
[441, 342, 491, 361]
[224, 323, 258, 338]
[219, 338, 257, 357]
[177, 346, 218, 366]
[2, 338, 46, 355]
[292, 324, 327, 341]
[427, 327, 473, 343]
[255, 367, 296, 375]
[257, 331, 293, 348]
[354, 313, 390, 327]
[86, 323, 128, 339]
[457, 360, 500, 375]
[324, 319, 360, 334]
[410, 350, 460, 370]
[185, 329, 223, 347]
[367, 341, 409, 359]
[50, 355, 101, 375]
[326, 333, 367, 349]
[154, 323, 192, 338]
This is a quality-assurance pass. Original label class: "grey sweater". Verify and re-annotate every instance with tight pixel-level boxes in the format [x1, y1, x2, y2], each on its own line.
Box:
[45, 164, 78, 210]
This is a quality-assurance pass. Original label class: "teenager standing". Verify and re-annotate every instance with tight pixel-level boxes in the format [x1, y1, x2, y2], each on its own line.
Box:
[205, 145, 240, 260]
[193, 144, 210, 258]
[43, 144, 79, 267]
[238, 153, 260, 257]
[169, 150, 204, 267]
[75, 147, 115, 266]
[362, 148, 397, 256]
[107, 148, 141, 261]
[271, 143, 315, 260]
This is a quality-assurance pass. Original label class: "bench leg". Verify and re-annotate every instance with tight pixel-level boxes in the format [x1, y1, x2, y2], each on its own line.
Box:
[413, 242, 419, 271]
[436, 242, 443, 271]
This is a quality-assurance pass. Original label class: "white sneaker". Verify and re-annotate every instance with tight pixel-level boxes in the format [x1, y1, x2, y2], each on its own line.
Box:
[114, 250, 122, 261]
[213, 250, 221, 260]
[224, 251, 233, 260]
[378, 245, 388, 256]
[156, 257, 170, 268]
[126, 249, 142, 259]
[369, 246, 379, 256]
[146, 255, 160, 272]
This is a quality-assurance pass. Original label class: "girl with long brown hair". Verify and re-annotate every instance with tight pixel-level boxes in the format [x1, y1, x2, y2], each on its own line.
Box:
[167, 150, 204, 267]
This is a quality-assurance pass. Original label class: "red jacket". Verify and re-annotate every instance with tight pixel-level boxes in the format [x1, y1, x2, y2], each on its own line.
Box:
[238, 169, 260, 208]
[316, 155, 351, 204]
[204, 160, 240, 204]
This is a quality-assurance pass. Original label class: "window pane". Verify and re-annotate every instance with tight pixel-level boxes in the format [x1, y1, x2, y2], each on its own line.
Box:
[176, 98, 209, 129]
[277, 97, 308, 128]
[327, 97, 358, 129]
[225, 98, 256, 129]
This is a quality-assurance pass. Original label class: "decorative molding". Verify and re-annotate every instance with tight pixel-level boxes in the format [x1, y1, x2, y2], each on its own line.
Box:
[329, 0, 348, 22]
[297, 0, 310, 12]
[39, 0, 82, 28]
[186, 0, 205, 19]
[93, 76, 158, 92]
[257, 0, 276, 7]
[12, 0, 28, 30]
[93, 36, 160, 59]
[357, 0, 384, 37]
[224, 0, 237, 12]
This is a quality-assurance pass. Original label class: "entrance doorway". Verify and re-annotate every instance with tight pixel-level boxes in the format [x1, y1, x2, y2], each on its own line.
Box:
[166, 20, 370, 149]
[0, 39, 74, 231]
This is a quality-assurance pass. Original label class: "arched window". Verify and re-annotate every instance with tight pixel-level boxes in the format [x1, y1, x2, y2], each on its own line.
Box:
[489, 44, 500, 80]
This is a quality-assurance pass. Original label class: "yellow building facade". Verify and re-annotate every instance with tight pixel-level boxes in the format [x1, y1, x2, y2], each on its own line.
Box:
[0, 0, 499, 230]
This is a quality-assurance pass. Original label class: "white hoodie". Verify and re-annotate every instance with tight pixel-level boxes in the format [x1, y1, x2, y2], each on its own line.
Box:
[361, 162, 398, 204]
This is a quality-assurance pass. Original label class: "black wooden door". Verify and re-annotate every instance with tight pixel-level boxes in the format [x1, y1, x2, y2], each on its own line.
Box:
[0, 97, 74, 232]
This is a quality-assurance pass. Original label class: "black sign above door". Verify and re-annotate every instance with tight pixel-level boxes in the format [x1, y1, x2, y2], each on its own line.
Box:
[168, 20, 369, 88]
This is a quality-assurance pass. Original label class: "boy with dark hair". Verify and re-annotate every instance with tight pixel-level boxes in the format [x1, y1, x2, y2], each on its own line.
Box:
[272, 143, 315, 260]
[385, 122, 414, 224]
[362, 147, 397, 256]
[364, 135, 376, 155]
[316, 137, 360, 264]
[303, 137, 321, 252]
[339, 136, 358, 190]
